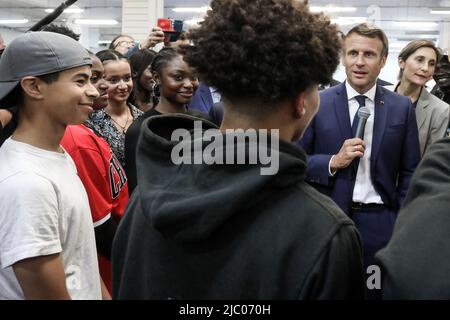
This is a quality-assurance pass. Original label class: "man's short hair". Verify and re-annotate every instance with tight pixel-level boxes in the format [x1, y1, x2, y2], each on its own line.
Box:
[345, 23, 389, 58]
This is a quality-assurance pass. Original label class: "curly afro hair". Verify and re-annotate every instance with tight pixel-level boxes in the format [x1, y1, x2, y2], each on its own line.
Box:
[184, 0, 342, 111]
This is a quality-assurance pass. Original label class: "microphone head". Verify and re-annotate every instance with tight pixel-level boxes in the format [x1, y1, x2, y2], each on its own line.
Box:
[358, 106, 371, 119]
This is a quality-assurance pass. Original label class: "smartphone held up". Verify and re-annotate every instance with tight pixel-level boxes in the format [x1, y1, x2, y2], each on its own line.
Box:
[157, 18, 184, 43]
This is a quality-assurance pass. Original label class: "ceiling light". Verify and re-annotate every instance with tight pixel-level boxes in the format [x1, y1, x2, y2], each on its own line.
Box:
[172, 7, 210, 13]
[45, 7, 84, 14]
[389, 42, 407, 49]
[0, 19, 29, 24]
[331, 17, 367, 26]
[404, 30, 439, 35]
[74, 19, 118, 25]
[396, 36, 438, 42]
[184, 18, 204, 25]
[310, 6, 357, 13]
[430, 8, 450, 14]
[401, 34, 438, 39]
[98, 40, 112, 45]
[393, 21, 438, 28]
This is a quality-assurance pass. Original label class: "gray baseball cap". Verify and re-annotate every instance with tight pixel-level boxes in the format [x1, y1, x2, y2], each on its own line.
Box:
[0, 31, 92, 107]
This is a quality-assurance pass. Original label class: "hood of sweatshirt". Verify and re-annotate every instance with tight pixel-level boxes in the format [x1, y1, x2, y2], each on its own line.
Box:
[135, 113, 307, 243]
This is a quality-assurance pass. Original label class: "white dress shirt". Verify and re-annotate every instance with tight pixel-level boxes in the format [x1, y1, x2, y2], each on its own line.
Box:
[345, 81, 383, 204]
[209, 87, 222, 104]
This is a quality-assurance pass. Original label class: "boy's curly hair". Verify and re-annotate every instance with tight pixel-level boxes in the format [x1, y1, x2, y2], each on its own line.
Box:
[184, 0, 342, 111]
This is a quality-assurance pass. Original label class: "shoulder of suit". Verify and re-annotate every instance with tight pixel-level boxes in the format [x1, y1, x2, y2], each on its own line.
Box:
[320, 83, 343, 95]
[383, 85, 396, 92]
[381, 86, 411, 102]
[422, 89, 450, 111]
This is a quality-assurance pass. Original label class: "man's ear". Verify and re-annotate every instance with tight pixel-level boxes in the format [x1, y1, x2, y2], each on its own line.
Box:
[380, 54, 387, 68]
[20, 77, 45, 100]
[294, 91, 307, 119]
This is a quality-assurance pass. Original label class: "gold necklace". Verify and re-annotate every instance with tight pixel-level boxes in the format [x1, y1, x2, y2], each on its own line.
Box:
[109, 109, 131, 134]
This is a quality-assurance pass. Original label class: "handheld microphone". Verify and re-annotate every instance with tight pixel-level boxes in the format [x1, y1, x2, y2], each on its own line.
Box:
[355, 107, 371, 140]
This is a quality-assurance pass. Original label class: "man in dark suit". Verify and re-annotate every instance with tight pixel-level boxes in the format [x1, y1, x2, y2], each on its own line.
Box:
[299, 23, 421, 272]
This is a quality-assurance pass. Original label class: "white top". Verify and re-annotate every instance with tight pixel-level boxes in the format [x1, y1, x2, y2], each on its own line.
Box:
[345, 81, 383, 204]
[0, 138, 101, 300]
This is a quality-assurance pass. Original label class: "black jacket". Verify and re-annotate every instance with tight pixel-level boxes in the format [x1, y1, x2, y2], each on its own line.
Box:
[376, 138, 450, 299]
[125, 108, 212, 195]
[112, 114, 365, 299]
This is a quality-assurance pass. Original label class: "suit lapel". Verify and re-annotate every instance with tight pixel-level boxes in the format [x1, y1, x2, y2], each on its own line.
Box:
[334, 83, 352, 141]
[371, 86, 387, 167]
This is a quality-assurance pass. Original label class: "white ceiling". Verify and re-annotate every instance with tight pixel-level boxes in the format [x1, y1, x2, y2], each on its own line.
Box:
[0, 0, 208, 29]
[2, 0, 450, 48]
[0, 0, 212, 42]
[0, 0, 123, 39]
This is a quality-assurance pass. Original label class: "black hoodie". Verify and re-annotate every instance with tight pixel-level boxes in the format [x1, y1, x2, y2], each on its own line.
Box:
[112, 114, 365, 299]
[376, 138, 450, 299]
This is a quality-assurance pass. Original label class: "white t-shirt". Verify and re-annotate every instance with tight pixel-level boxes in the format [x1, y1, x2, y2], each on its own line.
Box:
[0, 138, 101, 300]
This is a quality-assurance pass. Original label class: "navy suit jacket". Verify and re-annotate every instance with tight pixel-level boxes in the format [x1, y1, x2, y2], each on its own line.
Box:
[298, 83, 421, 214]
[188, 82, 214, 114]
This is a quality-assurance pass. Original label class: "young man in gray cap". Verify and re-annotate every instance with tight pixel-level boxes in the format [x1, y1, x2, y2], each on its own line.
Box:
[0, 32, 107, 299]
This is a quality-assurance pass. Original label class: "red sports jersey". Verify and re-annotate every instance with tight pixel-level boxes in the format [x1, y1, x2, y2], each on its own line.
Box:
[61, 124, 129, 292]
[62, 125, 128, 222]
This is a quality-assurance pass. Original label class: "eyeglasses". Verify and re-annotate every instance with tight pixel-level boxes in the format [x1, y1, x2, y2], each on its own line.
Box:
[115, 40, 136, 48]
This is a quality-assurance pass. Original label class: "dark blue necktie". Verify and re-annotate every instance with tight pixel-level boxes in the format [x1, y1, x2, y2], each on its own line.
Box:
[352, 95, 367, 137]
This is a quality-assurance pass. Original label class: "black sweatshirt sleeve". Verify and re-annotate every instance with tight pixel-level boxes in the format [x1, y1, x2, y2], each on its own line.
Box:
[300, 224, 366, 300]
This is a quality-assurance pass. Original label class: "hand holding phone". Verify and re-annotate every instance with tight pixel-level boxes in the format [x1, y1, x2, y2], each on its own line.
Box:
[142, 27, 165, 49]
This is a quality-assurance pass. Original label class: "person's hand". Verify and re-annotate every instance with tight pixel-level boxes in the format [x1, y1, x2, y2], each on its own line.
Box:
[330, 138, 366, 171]
[142, 27, 165, 49]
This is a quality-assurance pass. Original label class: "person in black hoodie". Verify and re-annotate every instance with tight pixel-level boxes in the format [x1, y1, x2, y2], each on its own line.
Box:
[112, 0, 365, 299]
